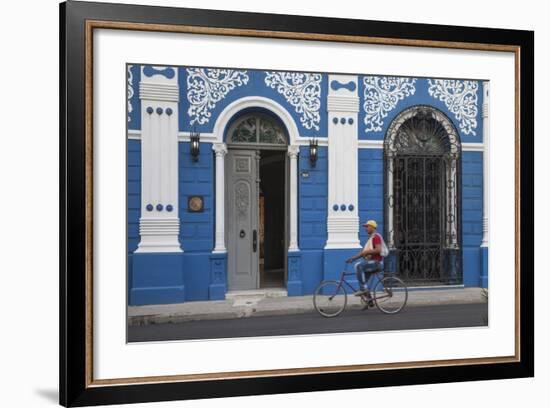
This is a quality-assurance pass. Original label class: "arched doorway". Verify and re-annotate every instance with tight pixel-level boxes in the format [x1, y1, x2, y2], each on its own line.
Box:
[384, 105, 462, 285]
[225, 112, 289, 290]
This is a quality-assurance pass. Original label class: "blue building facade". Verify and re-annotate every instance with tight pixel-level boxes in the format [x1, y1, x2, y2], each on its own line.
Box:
[127, 65, 489, 305]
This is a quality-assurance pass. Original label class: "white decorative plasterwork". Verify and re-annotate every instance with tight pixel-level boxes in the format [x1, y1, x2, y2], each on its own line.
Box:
[127, 65, 134, 122]
[363, 76, 417, 133]
[264, 71, 322, 131]
[187, 68, 249, 125]
[428, 79, 479, 135]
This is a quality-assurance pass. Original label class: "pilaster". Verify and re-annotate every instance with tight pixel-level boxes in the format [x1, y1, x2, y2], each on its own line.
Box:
[480, 81, 490, 288]
[135, 66, 182, 253]
[325, 75, 361, 249]
[288, 145, 300, 251]
[212, 143, 228, 253]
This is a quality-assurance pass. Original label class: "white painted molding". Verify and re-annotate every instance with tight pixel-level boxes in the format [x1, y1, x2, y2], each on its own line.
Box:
[135, 66, 182, 253]
[357, 139, 383, 149]
[462, 142, 485, 152]
[136, 218, 182, 253]
[481, 81, 490, 247]
[129, 131, 486, 153]
[212, 143, 228, 253]
[179, 132, 217, 143]
[128, 129, 141, 140]
[325, 74, 361, 249]
[327, 95, 360, 112]
[139, 82, 179, 102]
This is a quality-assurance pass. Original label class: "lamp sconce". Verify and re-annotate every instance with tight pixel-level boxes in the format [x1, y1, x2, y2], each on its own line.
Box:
[190, 128, 200, 162]
[309, 138, 318, 167]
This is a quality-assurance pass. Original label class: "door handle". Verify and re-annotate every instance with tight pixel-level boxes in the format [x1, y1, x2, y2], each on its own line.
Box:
[252, 230, 257, 252]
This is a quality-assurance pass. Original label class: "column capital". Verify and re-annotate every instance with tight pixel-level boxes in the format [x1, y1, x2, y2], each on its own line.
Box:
[212, 143, 228, 157]
[287, 145, 300, 158]
[139, 65, 179, 102]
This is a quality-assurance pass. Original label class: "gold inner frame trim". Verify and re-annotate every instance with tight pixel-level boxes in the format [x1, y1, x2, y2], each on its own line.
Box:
[84, 19, 522, 388]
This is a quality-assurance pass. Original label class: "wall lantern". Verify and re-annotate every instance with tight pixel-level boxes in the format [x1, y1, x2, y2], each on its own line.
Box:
[309, 138, 318, 167]
[190, 127, 200, 162]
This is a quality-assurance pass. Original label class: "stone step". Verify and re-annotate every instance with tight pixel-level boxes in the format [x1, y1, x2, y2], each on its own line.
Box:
[225, 288, 288, 300]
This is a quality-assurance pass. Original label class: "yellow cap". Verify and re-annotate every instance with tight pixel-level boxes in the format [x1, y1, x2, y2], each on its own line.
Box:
[363, 220, 377, 229]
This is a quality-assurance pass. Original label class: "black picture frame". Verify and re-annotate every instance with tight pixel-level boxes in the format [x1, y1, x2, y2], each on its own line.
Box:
[60, 1, 534, 406]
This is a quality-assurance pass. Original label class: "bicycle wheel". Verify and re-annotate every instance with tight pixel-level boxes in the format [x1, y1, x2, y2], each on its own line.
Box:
[373, 276, 408, 314]
[313, 280, 347, 317]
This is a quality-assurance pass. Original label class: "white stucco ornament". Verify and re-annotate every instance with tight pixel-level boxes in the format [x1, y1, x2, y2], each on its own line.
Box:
[127, 64, 134, 122]
[363, 76, 417, 134]
[428, 79, 479, 135]
[187, 68, 250, 125]
[264, 71, 322, 130]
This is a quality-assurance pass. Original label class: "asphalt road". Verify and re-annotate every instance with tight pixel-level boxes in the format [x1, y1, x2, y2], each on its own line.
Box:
[128, 302, 488, 342]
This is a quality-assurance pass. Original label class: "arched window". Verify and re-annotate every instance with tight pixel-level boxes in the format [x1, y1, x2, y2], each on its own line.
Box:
[227, 113, 288, 147]
[384, 105, 462, 284]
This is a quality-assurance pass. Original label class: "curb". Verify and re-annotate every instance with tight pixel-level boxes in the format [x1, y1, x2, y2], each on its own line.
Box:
[129, 290, 487, 326]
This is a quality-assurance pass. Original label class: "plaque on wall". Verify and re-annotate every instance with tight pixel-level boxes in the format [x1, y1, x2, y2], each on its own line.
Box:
[188, 195, 204, 212]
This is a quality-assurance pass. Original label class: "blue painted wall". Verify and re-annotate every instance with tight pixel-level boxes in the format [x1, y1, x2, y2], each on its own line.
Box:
[178, 142, 216, 301]
[297, 145, 328, 294]
[127, 139, 141, 254]
[298, 146, 328, 249]
[358, 149, 384, 245]
[461, 151, 484, 286]
[179, 142, 214, 252]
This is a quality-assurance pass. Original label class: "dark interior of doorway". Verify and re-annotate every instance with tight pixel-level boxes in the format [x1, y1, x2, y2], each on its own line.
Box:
[259, 150, 285, 288]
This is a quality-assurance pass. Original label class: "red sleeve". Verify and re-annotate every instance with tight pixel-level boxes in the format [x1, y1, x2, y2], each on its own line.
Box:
[372, 234, 381, 247]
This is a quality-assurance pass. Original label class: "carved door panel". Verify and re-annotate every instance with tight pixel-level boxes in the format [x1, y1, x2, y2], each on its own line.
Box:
[227, 150, 259, 290]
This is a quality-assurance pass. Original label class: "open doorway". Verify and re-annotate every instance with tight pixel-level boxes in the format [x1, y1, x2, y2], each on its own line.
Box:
[259, 150, 286, 288]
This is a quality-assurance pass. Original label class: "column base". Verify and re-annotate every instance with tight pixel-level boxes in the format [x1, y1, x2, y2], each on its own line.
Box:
[129, 252, 185, 305]
[323, 248, 359, 285]
[209, 252, 227, 300]
[287, 251, 303, 296]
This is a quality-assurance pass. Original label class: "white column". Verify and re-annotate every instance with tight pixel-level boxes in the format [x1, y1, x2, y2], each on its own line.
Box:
[213, 143, 228, 253]
[288, 145, 300, 251]
[135, 66, 182, 253]
[481, 81, 490, 247]
[325, 75, 361, 249]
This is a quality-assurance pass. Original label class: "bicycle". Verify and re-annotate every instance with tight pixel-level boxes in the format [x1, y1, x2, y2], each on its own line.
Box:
[313, 262, 408, 317]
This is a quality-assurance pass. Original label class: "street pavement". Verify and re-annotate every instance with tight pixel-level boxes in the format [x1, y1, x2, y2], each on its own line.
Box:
[128, 302, 488, 342]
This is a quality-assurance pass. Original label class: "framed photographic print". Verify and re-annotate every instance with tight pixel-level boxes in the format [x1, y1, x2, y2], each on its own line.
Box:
[60, 0, 534, 406]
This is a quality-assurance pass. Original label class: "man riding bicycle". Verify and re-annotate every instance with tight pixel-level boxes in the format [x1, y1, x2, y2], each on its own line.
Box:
[346, 220, 387, 304]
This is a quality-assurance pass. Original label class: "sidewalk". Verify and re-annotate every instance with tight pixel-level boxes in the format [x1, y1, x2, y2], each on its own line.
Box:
[128, 287, 487, 326]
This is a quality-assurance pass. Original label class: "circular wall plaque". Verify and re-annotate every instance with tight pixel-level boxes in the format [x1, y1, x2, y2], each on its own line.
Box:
[188, 195, 204, 212]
